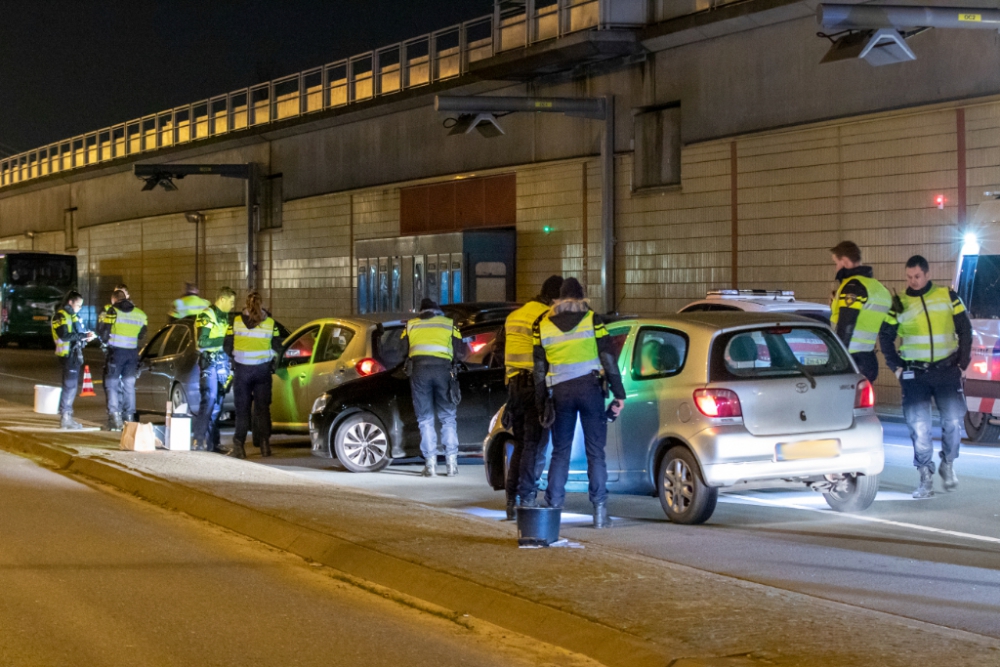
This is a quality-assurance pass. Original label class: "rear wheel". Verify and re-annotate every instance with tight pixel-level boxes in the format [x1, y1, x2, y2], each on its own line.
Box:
[658, 446, 717, 525]
[964, 411, 1000, 443]
[334, 412, 391, 473]
[171, 383, 189, 412]
[823, 473, 879, 512]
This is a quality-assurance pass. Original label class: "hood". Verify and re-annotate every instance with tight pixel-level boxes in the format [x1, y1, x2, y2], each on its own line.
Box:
[835, 265, 874, 282]
[547, 299, 590, 333]
[419, 308, 446, 319]
[115, 300, 136, 313]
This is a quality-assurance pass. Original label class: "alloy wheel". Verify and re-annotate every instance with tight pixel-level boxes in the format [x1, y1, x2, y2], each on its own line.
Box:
[662, 457, 694, 513]
[341, 421, 389, 468]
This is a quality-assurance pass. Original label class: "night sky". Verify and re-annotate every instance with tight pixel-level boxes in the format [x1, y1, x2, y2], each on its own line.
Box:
[0, 0, 495, 156]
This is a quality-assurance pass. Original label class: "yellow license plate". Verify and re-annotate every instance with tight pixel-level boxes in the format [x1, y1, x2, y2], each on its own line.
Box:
[775, 439, 840, 462]
[33, 315, 48, 321]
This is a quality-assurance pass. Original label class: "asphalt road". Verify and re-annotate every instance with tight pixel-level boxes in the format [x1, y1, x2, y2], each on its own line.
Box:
[4, 348, 1000, 640]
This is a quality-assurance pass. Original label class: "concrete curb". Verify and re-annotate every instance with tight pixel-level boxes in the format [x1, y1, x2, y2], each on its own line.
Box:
[0, 426, 699, 667]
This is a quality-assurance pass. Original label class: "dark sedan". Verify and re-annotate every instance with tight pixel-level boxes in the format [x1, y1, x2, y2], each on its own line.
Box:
[308, 318, 510, 472]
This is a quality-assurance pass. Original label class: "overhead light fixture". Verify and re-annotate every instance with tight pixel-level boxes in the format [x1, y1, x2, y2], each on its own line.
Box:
[819, 28, 917, 66]
[447, 113, 506, 139]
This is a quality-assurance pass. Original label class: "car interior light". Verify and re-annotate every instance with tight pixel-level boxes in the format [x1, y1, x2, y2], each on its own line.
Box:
[693, 388, 742, 418]
[356, 358, 385, 377]
[855, 379, 875, 409]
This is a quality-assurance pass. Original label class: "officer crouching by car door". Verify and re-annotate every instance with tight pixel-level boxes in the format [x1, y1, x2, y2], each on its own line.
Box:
[402, 298, 466, 478]
[494, 275, 563, 519]
[533, 278, 625, 529]
[193, 286, 236, 452]
[96, 289, 148, 431]
[879, 254, 972, 499]
[829, 241, 892, 383]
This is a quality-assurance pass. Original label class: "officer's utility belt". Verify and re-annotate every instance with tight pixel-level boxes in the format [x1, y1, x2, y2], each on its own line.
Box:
[200, 349, 227, 365]
[906, 354, 957, 373]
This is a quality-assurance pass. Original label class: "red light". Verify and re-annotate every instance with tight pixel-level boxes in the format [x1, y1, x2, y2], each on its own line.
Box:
[470, 341, 487, 353]
[693, 389, 742, 418]
[935, 195, 945, 210]
[355, 358, 385, 377]
[855, 379, 875, 409]
[973, 360, 989, 375]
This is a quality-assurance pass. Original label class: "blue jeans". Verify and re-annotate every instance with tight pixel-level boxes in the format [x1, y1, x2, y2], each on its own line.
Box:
[901, 365, 966, 471]
[544, 374, 608, 508]
[195, 353, 230, 450]
[104, 348, 138, 419]
[409, 359, 458, 460]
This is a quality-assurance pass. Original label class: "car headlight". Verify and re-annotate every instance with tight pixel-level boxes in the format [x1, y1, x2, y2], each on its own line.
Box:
[311, 394, 330, 415]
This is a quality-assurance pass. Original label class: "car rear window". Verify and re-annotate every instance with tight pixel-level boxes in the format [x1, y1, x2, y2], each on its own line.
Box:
[373, 325, 407, 369]
[711, 326, 851, 381]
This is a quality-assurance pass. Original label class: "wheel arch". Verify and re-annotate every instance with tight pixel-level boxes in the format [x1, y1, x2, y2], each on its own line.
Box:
[649, 436, 704, 490]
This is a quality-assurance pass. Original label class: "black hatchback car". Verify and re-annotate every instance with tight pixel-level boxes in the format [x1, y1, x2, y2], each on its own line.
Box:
[308, 313, 515, 472]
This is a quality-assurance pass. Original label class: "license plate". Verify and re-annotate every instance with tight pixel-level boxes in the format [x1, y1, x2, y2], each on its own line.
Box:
[33, 315, 48, 321]
[775, 439, 840, 462]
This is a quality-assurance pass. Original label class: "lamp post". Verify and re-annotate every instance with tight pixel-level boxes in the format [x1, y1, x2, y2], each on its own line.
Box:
[184, 211, 205, 288]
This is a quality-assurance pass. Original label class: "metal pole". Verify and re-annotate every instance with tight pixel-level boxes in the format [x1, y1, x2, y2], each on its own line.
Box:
[246, 163, 257, 291]
[194, 217, 200, 288]
[435, 95, 605, 119]
[818, 4, 1000, 30]
[601, 95, 615, 312]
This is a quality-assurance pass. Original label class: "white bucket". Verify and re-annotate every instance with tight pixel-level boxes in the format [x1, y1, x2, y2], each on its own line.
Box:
[34, 385, 62, 414]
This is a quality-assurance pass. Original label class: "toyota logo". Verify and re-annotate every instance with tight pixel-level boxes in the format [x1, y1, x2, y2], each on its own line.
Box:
[795, 382, 809, 394]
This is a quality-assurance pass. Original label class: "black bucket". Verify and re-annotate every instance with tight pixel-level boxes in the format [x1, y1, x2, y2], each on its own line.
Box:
[516, 506, 561, 547]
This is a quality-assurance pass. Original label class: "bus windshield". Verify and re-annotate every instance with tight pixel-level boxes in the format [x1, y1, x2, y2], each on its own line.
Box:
[6, 255, 76, 288]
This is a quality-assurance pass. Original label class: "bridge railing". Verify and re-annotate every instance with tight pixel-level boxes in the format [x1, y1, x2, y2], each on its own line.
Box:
[0, 0, 649, 190]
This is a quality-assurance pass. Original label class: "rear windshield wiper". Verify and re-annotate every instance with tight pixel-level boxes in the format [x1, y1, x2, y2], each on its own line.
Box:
[791, 361, 817, 389]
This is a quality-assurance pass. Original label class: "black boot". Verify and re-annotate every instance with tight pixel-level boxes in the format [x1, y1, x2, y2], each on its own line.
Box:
[105, 415, 121, 432]
[191, 439, 208, 452]
[940, 460, 958, 491]
[60, 413, 83, 430]
[505, 494, 518, 521]
[912, 466, 935, 499]
[593, 502, 611, 529]
[519, 494, 538, 508]
[260, 441, 272, 458]
[226, 442, 247, 460]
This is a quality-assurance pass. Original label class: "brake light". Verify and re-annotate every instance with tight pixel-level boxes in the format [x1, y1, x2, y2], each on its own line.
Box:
[355, 358, 385, 377]
[973, 360, 989, 375]
[855, 379, 875, 409]
[693, 389, 742, 418]
[470, 341, 487, 353]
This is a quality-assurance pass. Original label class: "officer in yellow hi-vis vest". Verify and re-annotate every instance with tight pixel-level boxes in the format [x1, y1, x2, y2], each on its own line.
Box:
[532, 278, 625, 529]
[403, 298, 465, 478]
[168, 283, 211, 320]
[193, 286, 237, 452]
[879, 255, 972, 499]
[830, 241, 892, 382]
[223, 291, 282, 459]
[52, 291, 96, 430]
[98, 283, 132, 424]
[494, 275, 563, 519]
[96, 289, 148, 431]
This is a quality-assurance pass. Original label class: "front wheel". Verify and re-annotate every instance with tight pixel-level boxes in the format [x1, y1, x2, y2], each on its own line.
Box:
[964, 411, 1000, 443]
[334, 412, 392, 473]
[171, 383, 189, 412]
[658, 446, 717, 525]
[823, 473, 879, 512]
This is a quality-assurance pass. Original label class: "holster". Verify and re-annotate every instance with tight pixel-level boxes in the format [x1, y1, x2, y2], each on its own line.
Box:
[448, 363, 462, 405]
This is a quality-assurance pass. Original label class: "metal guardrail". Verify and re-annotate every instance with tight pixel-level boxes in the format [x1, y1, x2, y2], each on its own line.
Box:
[0, 0, 626, 190]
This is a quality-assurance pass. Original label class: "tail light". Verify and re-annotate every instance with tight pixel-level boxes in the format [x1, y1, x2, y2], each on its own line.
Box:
[693, 389, 742, 418]
[855, 379, 875, 409]
[355, 358, 385, 377]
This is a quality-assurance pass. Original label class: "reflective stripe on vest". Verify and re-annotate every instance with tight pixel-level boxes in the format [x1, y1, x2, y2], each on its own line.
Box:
[171, 294, 210, 319]
[197, 308, 228, 352]
[897, 286, 960, 362]
[538, 311, 601, 387]
[831, 275, 893, 354]
[232, 317, 275, 365]
[108, 307, 147, 349]
[504, 301, 549, 377]
[406, 316, 456, 360]
[51, 309, 80, 358]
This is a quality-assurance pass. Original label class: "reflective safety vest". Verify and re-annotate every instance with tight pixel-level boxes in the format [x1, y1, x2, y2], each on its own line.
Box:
[536, 311, 604, 387]
[51, 308, 81, 358]
[107, 306, 148, 349]
[405, 315, 458, 361]
[196, 307, 228, 353]
[831, 275, 892, 354]
[889, 285, 964, 363]
[232, 316, 276, 365]
[504, 301, 549, 378]
[170, 294, 210, 319]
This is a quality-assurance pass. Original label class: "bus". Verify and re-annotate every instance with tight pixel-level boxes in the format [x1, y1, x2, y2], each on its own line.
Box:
[0, 252, 78, 347]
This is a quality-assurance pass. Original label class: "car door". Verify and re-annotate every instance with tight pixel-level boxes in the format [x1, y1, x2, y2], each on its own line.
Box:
[149, 325, 192, 411]
[456, 324, 504, 446]
[135, 326, 171, 412]
[271, 324, 321, 430]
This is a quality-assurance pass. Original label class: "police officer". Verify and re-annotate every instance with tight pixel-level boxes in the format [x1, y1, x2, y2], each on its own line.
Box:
[879, 255, 972, 498]
[402, 298, 464, 478]
[96, 289, 148, 431]
[169, 283, 211, 320]
[830, 241, 892, 382]
[533, 278, 625, 528]
[223, 291, 282, 459]
[52, 291, 96, 430]
[193, 287, 236, 452]
[494, 275, 563, 519]
[98, 283, 132, 415]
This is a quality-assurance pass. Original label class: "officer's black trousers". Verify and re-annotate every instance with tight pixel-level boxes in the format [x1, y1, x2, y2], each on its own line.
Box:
[104, 348, 138, 420]
[506, 372, 547, 502]
[545, 374, 608, 508]
[232, 362, 272, 449]
[59, 356, 81, 416]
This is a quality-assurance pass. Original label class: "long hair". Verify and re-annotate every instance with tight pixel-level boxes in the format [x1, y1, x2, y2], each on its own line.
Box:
[243, 291, 266, 328]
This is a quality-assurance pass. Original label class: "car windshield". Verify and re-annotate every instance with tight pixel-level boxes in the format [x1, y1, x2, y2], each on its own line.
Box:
[713, 326, 851, 380]
[7, 255, 76, 287]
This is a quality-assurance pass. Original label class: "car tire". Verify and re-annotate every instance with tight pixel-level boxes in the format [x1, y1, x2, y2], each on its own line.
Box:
[822, 473, 879, 513]
[964, 411, 1000, 443]
[334, 412, 392, 473]
[658, 446, 718, 525]
[171, 383, 189, 412]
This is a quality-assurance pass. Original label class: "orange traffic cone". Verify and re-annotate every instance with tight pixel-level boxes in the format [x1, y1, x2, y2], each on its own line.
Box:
[80, 365, 96, 397]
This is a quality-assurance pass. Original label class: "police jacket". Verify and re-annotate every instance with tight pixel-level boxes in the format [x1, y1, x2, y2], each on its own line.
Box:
[532, 299, 625, 409]
[97, 300, 148, 351]
[494, 297, 549, 376]
[879, 281, 972, 371]
[400, 308, 466, 363]
[224, 312, 283, 365]
[831, 266, 892, 354]
[52, 308, 88, 361]
[196, 305, 229, 353]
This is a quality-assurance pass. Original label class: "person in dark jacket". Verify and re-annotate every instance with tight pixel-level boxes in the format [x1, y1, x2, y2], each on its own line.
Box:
[96, 289, 148, 431]
[193, 286, 236, 451]
[51, 291, 96, 430]
[532, 278, 625, 528]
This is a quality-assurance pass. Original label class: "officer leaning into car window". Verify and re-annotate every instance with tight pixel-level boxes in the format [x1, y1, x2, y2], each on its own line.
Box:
[830, 241, 892, 383]
[52, 291, 96, 430]
[96, 289, 148, 431]
[402, 298, 465, 478]
[192, 286, 236, 452]
[168, 282, 211, 320]
[533, 277, 625, 529]
[879, 255, 972, 499]
[494, 275, 563, 520]
[223, 291, 282, 459]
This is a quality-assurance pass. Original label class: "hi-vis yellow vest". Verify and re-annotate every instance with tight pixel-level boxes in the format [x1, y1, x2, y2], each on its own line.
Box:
[51, 308, 81, 358]
[196, 307, 228, 353]
[831, 275, 892, 354]
[170, 294, 210, 319]
[405, 315, 458, 361]
[888, 285, 964, 363]
[232, 316, 276, 365]
[535, 311, 605, 387]
[504, 301, 549, 378]
[107, 306, 148, 349]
